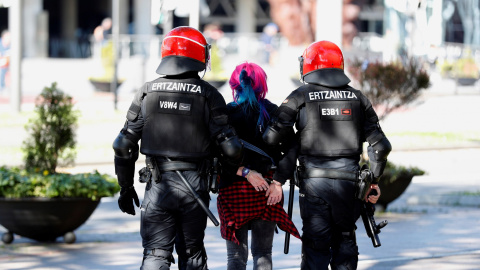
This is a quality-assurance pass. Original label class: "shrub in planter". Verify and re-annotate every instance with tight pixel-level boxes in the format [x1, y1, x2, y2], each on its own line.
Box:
[439, 48, 479, 85]
[0, 166, 119, 243]
[0, 166, 119, 200]
[0, 83, 120, 244]
[442, 57, 479, 86]
[349, 58, 430, 208]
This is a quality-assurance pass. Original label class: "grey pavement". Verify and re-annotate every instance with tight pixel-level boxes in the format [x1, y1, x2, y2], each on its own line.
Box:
[1, 58, 480, 269]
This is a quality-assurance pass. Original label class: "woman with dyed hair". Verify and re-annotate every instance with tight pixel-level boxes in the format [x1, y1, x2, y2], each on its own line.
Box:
[217, 62, 300, 270]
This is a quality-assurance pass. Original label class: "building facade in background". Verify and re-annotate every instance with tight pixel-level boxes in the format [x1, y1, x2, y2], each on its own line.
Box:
[0, 0, 478, 62]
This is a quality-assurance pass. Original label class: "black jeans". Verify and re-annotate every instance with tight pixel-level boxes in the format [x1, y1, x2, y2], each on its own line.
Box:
[226, 219, 276, 270]
[140, 170, 209, 270]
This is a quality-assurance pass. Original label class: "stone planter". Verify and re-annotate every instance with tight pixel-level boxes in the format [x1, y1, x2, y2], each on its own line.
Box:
[0, 197, 100, 244]
[376, 163, 425, 210]
[457, 77, 478, 86]
[377, 174, 414, 210]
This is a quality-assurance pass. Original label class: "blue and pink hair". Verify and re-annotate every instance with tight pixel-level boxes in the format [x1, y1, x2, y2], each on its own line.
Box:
[229, 62, 270, 129]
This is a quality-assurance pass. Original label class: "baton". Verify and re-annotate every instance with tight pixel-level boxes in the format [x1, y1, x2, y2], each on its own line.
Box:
[166, 157, 220, 226]
[284, 170, 297, 254]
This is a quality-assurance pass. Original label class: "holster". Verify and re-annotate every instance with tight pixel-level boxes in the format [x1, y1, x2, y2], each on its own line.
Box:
[356, 164, 373, 201]
[208, 157, 219, 194]
[146, 156, 161, 183]
[138, 167, 152, 183]
[294, 166, 302, 187]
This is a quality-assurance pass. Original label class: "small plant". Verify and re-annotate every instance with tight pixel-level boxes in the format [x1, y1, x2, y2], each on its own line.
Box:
[0, 82, 120, 200]
[22, 82, 78, 174]
[348, 58, 430, 120]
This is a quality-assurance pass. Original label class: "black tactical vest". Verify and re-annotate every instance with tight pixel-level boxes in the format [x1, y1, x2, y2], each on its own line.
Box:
[297, 84, 365, 157]
[139, 77, 212, 158]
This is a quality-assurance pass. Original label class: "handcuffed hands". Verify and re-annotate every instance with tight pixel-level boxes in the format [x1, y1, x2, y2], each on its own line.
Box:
[118, 186, 140, 215]
[366, 184, 381, 204]
[265, 180, 283, 205]
[246, 170, 270, 192]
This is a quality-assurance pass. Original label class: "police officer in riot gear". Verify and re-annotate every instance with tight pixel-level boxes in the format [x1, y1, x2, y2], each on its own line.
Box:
[113, 26, 243, 270]
[263, 40, 392, 270]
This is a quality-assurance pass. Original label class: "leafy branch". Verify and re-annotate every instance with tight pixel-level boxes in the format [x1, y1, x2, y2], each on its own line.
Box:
[347, 58, 430, 120]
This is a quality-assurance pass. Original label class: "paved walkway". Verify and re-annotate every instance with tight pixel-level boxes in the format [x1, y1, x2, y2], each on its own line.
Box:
[1, 165, 480, 270]
[1, 59, 480, 269]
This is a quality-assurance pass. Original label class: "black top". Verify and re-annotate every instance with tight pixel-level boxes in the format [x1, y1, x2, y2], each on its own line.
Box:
[219, 99, 295, 187]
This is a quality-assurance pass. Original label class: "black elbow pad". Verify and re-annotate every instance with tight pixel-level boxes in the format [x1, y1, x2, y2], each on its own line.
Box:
[367, 130, 392, 161]
[113, 130, 140, 187]
[263, 120, 287, 146]
[367, 131, 392, 182]
[372, 136, 392, 162]
[216, 128, 244, 162]
[113, 131, 139, 161]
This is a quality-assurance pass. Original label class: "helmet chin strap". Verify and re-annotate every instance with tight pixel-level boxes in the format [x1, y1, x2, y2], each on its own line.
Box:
[199, 69, 207, 79]
[201, 44, 211, 79]
[298, 56, 305, 84]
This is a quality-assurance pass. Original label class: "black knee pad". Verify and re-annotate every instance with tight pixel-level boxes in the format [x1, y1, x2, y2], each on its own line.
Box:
[183, 245, 207, 269]
[331, 232, 359, 270]
[141, 248, 175, 270]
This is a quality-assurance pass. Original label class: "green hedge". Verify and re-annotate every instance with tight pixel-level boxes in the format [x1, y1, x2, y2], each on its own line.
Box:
[0, 166, 120, 200]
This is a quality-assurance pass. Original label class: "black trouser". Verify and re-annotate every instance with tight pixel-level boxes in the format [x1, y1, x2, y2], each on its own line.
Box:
[140, 170, 209, 270]
[299, 176, 361, 270]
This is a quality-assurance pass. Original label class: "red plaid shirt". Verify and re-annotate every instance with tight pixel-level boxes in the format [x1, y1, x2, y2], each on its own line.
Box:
[217, 180, 301, 245]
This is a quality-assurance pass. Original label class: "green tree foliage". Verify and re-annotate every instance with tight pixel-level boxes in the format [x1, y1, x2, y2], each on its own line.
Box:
[347, 58, 431, 120]
[22, 82, 79, 174]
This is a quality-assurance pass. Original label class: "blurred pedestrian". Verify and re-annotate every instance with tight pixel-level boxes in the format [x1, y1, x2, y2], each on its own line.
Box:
[217, 61, 300, 270]
[260, 23, 279, 66]
[92, 17, 112, 58]
[93, 17, 112, 44]
[0, 29, 11, 93]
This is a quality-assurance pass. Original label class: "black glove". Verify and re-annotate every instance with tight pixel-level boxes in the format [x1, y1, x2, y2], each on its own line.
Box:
[118, 186, 140, 215]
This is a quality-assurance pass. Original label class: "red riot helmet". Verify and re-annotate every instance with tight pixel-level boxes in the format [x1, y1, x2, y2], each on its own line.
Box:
[298, 40, 350, 87]
[156, 26, 211, 76]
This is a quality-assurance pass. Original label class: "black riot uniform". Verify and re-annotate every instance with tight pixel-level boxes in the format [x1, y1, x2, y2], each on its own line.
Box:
[113, 26, 243, 270]
[263, 40, 391, 270]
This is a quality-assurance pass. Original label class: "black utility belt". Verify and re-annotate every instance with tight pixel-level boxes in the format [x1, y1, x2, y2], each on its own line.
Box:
[139, 159, 198, 184]
[157, 160, 198, 172]
[298, 167, 358, 182]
